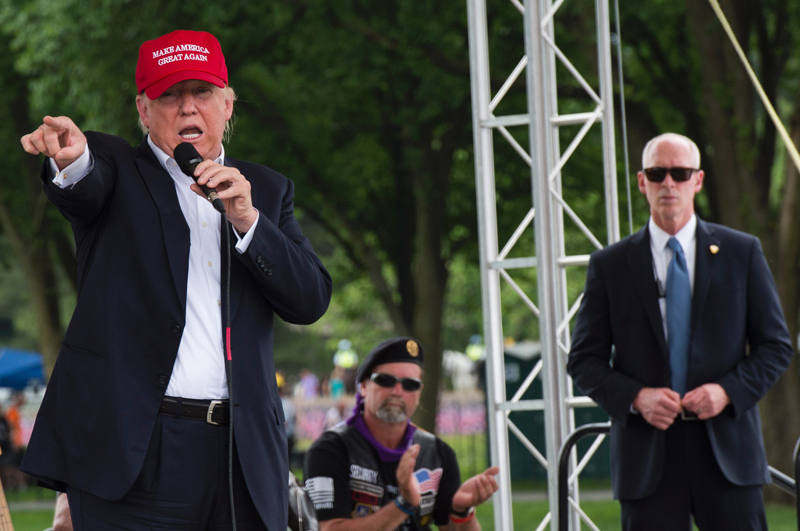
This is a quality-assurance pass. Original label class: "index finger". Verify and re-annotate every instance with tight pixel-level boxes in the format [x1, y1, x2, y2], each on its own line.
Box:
[398, 445, 419, 468]
[194, 159, 224, 176]
[484, 467, 499, 478]
[681, 389, 700, 405]
[42, 115, 75, 132]
[662, 388, 682, 403]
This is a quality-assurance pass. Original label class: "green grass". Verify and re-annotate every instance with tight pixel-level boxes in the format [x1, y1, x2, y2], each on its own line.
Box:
[8, 510, 53, 530]
[473, 501, 798, 530]
[6, 501, 800, 530]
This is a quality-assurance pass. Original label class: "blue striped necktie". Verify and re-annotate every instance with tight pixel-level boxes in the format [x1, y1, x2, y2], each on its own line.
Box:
[666, 237, 691, 396]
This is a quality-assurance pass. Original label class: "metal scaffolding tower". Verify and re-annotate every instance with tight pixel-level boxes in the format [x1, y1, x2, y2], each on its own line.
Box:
[467, 0, 619, 529]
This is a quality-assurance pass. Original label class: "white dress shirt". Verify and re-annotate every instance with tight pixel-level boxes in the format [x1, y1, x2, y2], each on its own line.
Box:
[50, 138, 260, 399]
[648, 214, 697, 340]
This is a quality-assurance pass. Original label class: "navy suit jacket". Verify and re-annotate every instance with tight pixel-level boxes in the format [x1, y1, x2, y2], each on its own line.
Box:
[567, 219, 792, 500]
[21, 132, 332, 530]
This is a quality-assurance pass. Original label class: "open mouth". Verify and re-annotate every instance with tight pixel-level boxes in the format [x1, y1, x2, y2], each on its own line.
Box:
[179, 127, 202, 140]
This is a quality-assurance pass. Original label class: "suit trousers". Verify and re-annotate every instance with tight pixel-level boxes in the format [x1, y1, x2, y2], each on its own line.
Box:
[620, 418, 767, 531]
[66, 412, 268, 530]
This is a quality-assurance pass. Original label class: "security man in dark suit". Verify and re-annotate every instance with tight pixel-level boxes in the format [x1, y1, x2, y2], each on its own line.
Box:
[567, 133, 792, 530]
[20, 29, 332, 530]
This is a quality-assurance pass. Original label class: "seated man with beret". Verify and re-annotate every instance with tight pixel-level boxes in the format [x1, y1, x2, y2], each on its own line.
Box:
[304, 337, 498, 530]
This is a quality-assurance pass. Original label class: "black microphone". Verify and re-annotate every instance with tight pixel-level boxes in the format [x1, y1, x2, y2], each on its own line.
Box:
[173, 143, 226, 214]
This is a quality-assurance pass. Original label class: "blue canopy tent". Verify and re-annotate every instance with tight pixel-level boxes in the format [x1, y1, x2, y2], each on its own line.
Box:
[0, 348, 45, 389]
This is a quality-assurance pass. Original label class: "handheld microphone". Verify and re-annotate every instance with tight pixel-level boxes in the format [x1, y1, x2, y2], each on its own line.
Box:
[173, 143, 226, 214]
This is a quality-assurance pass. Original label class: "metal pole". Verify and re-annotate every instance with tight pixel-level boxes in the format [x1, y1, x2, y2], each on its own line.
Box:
[466, 0, 513, 528]
[466, 0, 618, 528]
[524, 1, 568, 528]
[597, 0, 620, 244]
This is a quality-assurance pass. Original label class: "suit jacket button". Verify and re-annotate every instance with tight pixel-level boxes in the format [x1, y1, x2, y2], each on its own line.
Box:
[267, 268, 273, 276]
[256, 255, 263, 264]
[158, 375, 168, 385]
[171, 324, 181, 333]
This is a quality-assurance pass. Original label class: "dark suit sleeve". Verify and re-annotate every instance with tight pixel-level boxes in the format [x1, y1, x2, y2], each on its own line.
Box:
[715, 238, 792, 419]
[567, 254, 644, 423]
[239, 177, 332, 325]
[40, 133, 116, 229]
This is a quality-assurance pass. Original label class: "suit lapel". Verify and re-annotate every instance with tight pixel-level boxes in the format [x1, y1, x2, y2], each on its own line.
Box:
[691, 219, 718, 334]
[134, 139, 190, 312]
[626, 226, 669, 358]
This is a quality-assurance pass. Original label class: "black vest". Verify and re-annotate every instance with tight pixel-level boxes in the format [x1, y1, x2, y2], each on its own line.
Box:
[330, 423, 444, 530]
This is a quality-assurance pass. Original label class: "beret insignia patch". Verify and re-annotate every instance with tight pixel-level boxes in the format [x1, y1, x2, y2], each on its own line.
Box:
[407, 340, 419, 357]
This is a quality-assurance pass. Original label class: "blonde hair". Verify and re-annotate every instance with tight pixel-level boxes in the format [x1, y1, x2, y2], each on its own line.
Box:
[642, 133, 701, 168]
[136, 85, 237, 142]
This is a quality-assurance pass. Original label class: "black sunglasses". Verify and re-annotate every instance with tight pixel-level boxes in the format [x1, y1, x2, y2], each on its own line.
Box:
[370, 373, 423, 392]
[643, 167, 699, 183]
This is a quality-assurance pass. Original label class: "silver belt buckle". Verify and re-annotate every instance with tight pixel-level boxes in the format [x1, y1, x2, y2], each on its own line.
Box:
[207, 400, 224, 425]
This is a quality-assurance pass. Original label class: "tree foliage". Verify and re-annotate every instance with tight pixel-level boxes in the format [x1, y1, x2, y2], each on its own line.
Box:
[2, 0, 800, 461]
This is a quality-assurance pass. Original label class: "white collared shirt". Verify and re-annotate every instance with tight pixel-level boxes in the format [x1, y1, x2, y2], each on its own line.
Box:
[648, 214, 697, 339]
[51, 138, 260, 399]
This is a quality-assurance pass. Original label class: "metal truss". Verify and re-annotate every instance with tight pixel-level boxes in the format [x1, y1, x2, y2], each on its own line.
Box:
[467, 0, 619, 529]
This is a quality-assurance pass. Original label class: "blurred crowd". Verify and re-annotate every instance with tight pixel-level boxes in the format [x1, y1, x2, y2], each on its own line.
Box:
[0, 392, 30, 491]
[276, 337, 488, 469]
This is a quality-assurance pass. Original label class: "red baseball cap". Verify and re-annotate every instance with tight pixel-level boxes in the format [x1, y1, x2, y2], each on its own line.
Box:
[136, 30, 228, 99]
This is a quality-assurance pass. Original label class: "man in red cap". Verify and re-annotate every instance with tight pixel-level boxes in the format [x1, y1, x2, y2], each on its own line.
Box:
[20, 30, 332, 530]
[304, 337, 499, 530]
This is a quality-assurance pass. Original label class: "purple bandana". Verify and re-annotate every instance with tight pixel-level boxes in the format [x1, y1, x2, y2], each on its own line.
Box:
[345, 393, 417, 462]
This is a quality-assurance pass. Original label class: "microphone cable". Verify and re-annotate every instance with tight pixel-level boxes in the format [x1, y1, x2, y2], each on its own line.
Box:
[175, 142, 237, 529]
[222, 213, 238, 531]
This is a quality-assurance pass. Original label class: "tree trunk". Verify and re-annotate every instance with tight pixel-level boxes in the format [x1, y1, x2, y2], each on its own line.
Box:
[686, 0, 765, 233]
[686, 1, 800, 503]
[0, 196, 63, 373]
[760, 107, 800, 502]
[0, 56, 66, 373]
[411, 191, 448, 432]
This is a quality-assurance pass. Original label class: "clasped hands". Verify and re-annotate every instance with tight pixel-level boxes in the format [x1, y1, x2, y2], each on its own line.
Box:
[396, 444, 499, 513]
[632, 384, 729, 430]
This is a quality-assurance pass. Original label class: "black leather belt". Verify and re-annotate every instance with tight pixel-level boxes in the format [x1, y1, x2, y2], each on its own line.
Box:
[680, 410, 699, 421]
[159, 397, 230, 425]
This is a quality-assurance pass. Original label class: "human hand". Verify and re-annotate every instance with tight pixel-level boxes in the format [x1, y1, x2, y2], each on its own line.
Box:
[632, 387, 682, 430]
[53, 492, 73, 531]
[451, 467, 499, 513]
[190, 160, 258, 232]
[682, 383, 730, 420]
[396, 444, 421, 507]
[21, 116, 87, 171]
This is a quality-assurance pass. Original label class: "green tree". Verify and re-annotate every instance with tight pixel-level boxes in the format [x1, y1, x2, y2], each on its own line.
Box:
[0, 29, 76, 372]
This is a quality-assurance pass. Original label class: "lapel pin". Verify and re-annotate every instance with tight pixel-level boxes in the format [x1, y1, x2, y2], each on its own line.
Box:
[710, 245, 719, 254]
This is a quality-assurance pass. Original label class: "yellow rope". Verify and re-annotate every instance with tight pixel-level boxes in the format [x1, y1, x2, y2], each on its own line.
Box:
[707, 0, 800, 174]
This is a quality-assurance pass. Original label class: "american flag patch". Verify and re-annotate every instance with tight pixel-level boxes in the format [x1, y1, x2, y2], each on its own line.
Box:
[306, 477, 335, 509]
[414, 468, 443, 493]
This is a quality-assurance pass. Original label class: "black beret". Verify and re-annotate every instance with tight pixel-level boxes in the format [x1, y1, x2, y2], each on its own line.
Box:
[355, 337, 425, 383]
